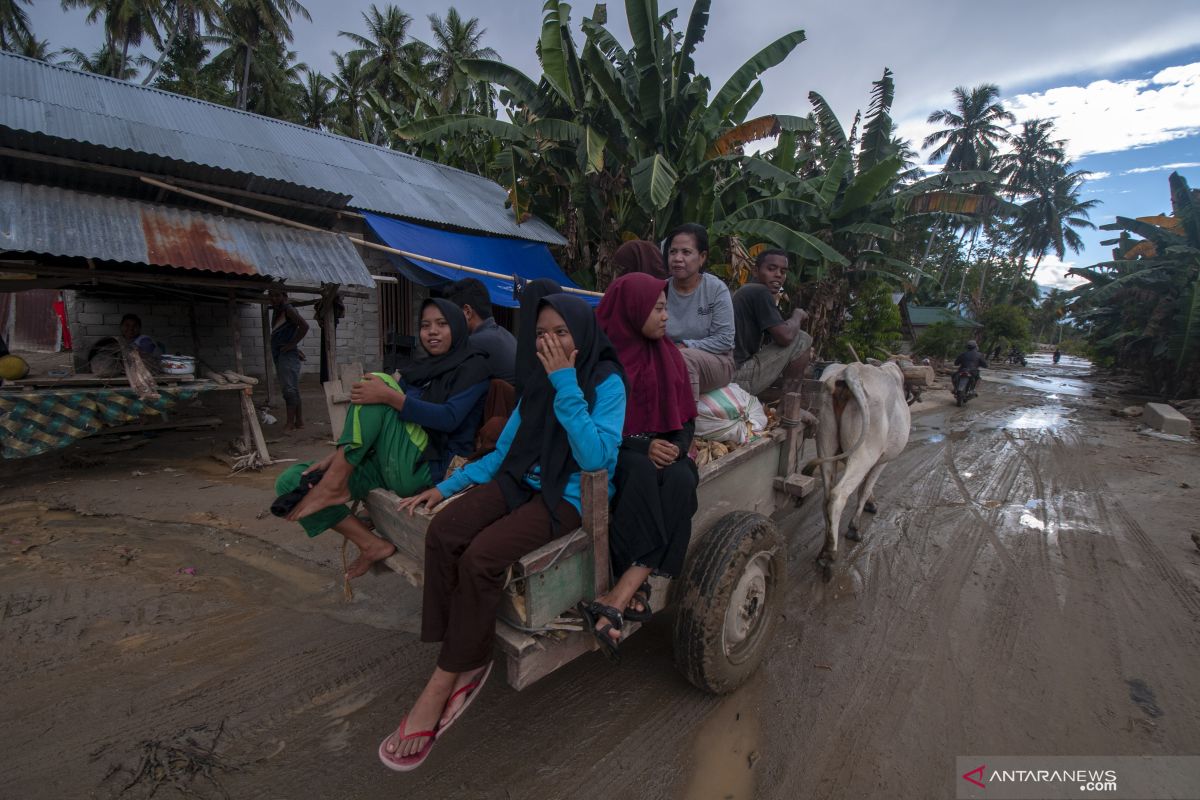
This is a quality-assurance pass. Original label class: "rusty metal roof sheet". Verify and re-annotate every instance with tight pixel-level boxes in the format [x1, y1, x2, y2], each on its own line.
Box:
[0, 180, 375, 287]
[0, 52, 566, 246]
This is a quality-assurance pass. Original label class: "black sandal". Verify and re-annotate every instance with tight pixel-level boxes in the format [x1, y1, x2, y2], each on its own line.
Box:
[578, 601, 623, 664]
[624, 581, 653, 622]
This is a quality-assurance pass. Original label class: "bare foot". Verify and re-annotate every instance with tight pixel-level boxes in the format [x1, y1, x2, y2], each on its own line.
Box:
[345, 539, 395, 578]
[287, 474, 350, 521]
[438, 665, 488, 727]
[386, 689, 451, 759]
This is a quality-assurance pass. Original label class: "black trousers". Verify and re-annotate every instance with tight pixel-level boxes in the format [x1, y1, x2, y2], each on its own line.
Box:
[609, 450, 699, 579]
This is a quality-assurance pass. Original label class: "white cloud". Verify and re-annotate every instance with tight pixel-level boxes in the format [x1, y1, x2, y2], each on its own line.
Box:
[1122, 161, 1200, 174]
[1002, 63, 1200, 159]
[1034, 255, 1088, 290]
[1085, 171, 1112, 181]
[898, 61, 1200, 166]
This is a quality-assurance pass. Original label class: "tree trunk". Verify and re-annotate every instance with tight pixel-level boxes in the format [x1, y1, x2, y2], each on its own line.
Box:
[143, 12, 182, 85]
[239, 47, 253, 110]
[1027, 251, 1046, 282]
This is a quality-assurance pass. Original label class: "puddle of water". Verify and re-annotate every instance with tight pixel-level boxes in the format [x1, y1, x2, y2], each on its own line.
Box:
[681, 679, 762, 800]
[982, 371, 1093, 398]
[926, 433, 945, 444]
[1004, 405, 1073, 432]
[1019, 512, 1046, 531]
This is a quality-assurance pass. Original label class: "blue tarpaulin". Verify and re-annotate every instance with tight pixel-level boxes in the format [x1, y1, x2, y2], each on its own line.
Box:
[360, 212, 595, 308]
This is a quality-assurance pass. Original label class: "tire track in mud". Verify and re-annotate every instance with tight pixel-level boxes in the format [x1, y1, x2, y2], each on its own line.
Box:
[761, 398, 1135, 799]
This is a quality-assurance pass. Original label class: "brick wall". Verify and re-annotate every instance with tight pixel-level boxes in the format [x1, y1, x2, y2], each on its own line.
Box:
[63, 221, 432, 391]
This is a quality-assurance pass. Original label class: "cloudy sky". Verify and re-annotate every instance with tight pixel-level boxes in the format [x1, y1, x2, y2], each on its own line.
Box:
[29, 0, 1200, 288]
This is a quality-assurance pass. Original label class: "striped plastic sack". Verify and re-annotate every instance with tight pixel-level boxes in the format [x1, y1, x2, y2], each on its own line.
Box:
[695, 383, 768, 444]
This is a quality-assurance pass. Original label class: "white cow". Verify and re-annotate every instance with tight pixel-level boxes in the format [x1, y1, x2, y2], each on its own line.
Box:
[812, 361, 911, 578]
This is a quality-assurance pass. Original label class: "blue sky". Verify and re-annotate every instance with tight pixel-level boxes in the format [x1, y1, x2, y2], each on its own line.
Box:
[25, 1, 1200, 287]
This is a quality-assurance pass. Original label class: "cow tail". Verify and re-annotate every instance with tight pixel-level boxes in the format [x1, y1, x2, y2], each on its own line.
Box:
[808, 362, 871, 467]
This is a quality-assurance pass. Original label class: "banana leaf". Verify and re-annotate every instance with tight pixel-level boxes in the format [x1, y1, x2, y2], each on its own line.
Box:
[461, 59, 544, 112]
[631, 152, 678, 211]
[732, 218, 849, 266]
[834, 156, 903, 218]
[678, 0, 711, 78]
[703, 29, 806, 129]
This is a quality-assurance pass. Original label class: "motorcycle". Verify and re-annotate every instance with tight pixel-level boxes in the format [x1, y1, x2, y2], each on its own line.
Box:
[953, 367, 977, 407]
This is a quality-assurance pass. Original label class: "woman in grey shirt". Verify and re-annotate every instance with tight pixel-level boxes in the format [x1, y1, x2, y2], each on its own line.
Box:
[664, 223, 735, 400]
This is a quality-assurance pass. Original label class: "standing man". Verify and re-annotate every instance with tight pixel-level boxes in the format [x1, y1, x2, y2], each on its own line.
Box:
[444, 278, 517, 384]
[268, 287, 309, 431]
[731, 250, 812, 396]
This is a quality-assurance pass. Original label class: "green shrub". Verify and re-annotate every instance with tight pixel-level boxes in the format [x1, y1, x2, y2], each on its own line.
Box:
[978, 305, 1031, 352]
[914, 320, 963, 360]
[828, 279, 903, 361]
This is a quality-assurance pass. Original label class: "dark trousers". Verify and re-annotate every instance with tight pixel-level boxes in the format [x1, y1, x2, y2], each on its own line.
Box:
[610, 451, 699, 579]
[422, 480, 581, 672]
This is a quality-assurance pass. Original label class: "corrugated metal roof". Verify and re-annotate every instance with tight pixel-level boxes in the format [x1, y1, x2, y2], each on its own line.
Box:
[907, 305, 983, 328]
[0, 180, 375, 287]
[0, 52, 566, 246]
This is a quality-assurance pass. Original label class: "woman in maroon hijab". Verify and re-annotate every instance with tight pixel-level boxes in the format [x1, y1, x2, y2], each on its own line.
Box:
[611, 239, 668, 279]
[590, 273, 699, 657]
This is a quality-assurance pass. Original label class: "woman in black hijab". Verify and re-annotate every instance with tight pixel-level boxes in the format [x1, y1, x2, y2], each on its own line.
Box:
[276, 298, 491, 578]
[381, 294, 626, 771]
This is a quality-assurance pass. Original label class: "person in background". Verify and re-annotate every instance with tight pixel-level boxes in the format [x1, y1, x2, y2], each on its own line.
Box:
[383, 294, 625, 770]
[954, 340, 988, 395]
[664, 223, 735, 401]
[595, 273, 698, 653]
[444, 277, 516, 384]
[731, 249, 812, 396]
[120, 314, 162, 361]
[313, 293, 344, 384]
[612, 239, 669, 279]
[268, 288, 310, 432]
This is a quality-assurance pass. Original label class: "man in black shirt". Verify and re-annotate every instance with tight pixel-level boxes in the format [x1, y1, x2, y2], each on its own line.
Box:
[444, 278, 517, 385]
[953, 340, 988, 394]
[731, 250, 812, 396]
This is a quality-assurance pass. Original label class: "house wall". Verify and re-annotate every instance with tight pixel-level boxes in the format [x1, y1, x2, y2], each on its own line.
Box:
[65, 221, 400, 393]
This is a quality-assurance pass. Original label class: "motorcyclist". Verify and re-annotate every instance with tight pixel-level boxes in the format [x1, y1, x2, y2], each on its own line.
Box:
[953, 340, 988, 396]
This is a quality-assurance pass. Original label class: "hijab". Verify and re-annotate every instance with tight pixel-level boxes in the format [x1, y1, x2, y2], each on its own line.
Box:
[513, 277, 562, 399]
[612, 240, 668, 279]
[597, 273, 695, 436]
[497, 294, 624, 529]
[399, 298, 491, 463]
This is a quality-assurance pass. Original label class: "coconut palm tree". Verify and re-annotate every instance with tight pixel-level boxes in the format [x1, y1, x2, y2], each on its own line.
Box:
[62, 0, 167, 79]
[298, 68, 335, 129]
[338, 4, 429, 106]
[425, 8, 498, 114]
[330, 50, 375, 140]
[995, 118, 1066, 199]
[18, 37, 58, 62]
[210, 0, 310, 109]
[142, 0, 222, 84]
[62, 43, 150, 79]
[1, 0, 33, 51]
[923, 84, 1014, 172]
[1015, 167, 1099, 282]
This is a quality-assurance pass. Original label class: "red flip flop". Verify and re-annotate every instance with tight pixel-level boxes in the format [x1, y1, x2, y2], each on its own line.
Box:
[377, 715, 438, 772]
[437, 661, 493, 736]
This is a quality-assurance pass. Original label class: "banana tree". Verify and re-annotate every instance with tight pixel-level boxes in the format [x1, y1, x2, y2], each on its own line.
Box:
[1068, 171, 1200, 395]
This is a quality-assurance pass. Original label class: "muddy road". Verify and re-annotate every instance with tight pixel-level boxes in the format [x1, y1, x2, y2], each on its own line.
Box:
[3, 356, 1199, 799]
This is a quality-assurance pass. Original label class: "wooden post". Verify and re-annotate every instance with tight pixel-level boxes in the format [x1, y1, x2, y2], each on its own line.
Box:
[773, 391, 814, 500]
[227, 290, 270, 463]
[228, 291, 251, 450]
[188, 303, 203, 369]
[321, 284, 337, 381]
[580, 469, 610, 598]
[260, 301, 273, 407]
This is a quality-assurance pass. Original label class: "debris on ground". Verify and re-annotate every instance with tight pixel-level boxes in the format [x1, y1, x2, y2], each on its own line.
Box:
[1112, 406, 1143, 418]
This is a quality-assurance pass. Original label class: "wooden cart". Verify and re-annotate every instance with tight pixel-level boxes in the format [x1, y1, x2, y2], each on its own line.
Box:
[365, 393, 815, 695]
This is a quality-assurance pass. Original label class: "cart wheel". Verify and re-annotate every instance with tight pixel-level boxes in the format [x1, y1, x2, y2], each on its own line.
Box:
[673, 511, 786, 694]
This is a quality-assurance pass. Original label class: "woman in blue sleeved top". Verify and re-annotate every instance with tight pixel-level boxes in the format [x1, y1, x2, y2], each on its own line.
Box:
[379, 293, 626, 771]
[276, 298, 491, 578]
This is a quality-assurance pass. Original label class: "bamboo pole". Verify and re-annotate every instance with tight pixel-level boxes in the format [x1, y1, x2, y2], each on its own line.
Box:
[139, 175, 603, 299]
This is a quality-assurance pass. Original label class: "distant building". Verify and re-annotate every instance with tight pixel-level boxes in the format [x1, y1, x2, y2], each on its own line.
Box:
[902, 304, 983, 342]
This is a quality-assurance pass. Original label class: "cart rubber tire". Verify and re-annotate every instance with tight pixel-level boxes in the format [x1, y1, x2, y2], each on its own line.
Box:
[672, 511, 787, 694]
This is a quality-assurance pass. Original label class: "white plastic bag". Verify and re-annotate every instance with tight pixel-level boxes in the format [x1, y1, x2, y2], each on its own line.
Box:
[694, 383, 768, 444]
